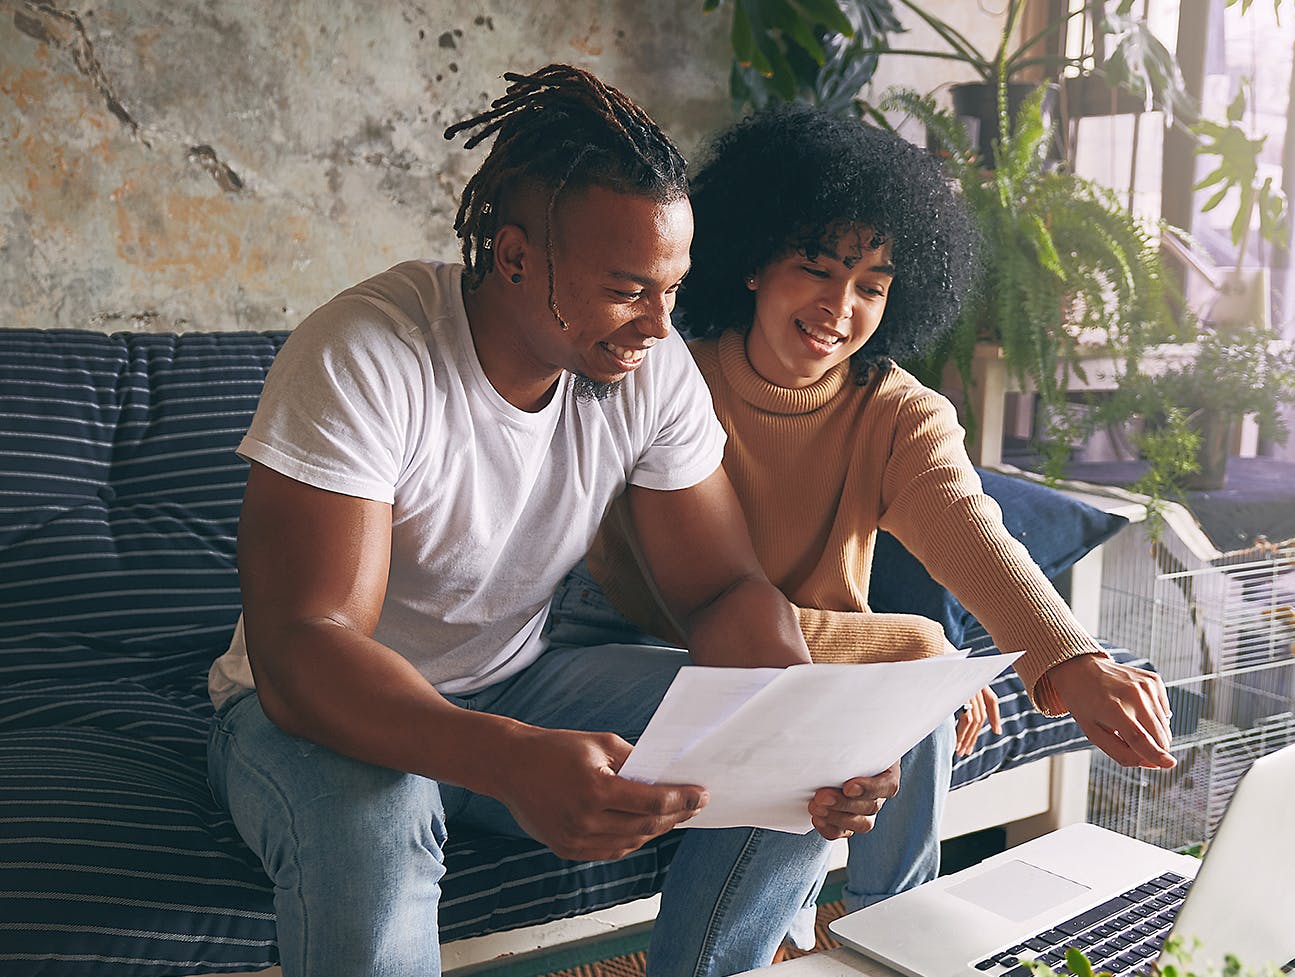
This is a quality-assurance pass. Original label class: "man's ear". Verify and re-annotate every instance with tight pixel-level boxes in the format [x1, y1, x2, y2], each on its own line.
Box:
[492, 223, 531, 283]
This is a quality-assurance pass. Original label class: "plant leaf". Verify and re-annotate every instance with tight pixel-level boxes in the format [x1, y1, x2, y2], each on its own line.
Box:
[1199, 184, 1230, 214]
[1064, 947, 1095, 977]
[1099, 9, 1196, 119]
[790, 0, 855, 38]
[730, 2, 760, 68]
[1227, 86, 1247, 122]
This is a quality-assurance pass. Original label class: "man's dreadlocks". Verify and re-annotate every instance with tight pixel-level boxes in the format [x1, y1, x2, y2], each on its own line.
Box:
[444, 64, 688, 297]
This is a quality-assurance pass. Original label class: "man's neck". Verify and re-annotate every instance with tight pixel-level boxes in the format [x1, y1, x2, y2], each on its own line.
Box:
[461, 275, 562, 413]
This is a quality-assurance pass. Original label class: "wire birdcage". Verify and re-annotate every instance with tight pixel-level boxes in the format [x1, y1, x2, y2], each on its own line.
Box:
[1088, 714, 1295, 850]
[1087, 527, 1295, 849]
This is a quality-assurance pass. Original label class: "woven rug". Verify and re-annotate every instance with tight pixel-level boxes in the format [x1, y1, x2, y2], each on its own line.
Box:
[538, 900, 847, 977]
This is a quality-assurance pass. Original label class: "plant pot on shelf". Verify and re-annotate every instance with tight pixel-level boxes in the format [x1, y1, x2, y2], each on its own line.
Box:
[1208, 268, 1272, 331]
[1183, 409, 1234, 491]
[893, 82, 1180, 481]
[1061, 73, 1150, 118]
[945, 81, 1063, 168]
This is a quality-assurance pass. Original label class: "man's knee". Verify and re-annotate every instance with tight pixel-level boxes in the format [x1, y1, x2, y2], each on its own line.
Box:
[214, 697, 449, 887]
[904, 715, 956, 775]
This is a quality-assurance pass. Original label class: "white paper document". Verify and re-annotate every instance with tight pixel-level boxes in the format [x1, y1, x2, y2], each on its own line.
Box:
[618, 652, 1024, 834]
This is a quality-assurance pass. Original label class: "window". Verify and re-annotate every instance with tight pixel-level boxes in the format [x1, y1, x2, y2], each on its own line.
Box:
[1059, 0, 1295, 337]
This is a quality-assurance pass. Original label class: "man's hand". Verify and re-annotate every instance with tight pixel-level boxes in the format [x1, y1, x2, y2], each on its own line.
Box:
[807, 761, 901, 841]
[495, 727, 709, 862]
[955, 685, 1002, 756]
[1047, 655, 1176, 769]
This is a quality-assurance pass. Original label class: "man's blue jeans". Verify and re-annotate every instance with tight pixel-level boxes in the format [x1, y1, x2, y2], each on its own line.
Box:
[207, 641, 834, 977]
[546, 562, 955, 946]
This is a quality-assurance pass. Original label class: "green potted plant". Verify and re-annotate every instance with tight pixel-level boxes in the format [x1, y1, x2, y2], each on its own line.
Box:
[702, 0, 900, 114]
[1110, 323, 1295, 493]
[705, 0, 1193, 150]
[883, 82, 1183, 477]
[858, 0, 1190, 164]
[1191, 81, 1288, 331]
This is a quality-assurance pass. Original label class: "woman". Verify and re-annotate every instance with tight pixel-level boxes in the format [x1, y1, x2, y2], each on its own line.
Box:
[552, 105, 1173, 931]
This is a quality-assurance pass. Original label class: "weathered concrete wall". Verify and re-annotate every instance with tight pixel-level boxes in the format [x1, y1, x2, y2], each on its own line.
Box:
[0, 0, 734, 331]
[1, 0, 1002, 333]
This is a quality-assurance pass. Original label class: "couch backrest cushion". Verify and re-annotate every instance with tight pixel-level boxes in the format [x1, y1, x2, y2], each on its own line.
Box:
[0, 329, 285, 682]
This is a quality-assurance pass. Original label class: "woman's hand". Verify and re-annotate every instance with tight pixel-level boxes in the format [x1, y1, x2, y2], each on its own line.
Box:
[954, 685, 1001, 756]
[1047, 655, 1175, 769]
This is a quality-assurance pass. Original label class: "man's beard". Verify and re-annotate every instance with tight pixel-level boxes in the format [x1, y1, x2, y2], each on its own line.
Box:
[572, 373, 621, 403]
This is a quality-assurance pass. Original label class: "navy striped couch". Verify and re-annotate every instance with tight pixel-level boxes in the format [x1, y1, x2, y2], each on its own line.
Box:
[0, 329, 1135, 976]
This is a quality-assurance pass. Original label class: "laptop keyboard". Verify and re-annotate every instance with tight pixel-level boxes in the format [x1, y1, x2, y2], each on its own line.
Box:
[973, 871, 1191, 977]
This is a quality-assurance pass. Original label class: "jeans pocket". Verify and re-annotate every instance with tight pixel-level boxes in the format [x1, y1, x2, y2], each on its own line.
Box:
[211, 687, 255, 736]
[546, 561, 647, 647]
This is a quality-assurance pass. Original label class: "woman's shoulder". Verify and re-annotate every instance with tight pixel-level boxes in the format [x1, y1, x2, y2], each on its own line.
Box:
[862, 365, 964, 442]
[870, 363, 948, 410]
[870, 362, 973, 450]
[686, 335, 721, 373]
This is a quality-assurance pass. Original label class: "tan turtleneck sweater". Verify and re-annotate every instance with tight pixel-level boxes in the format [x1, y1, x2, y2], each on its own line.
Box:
[588, 330, 1107, 716]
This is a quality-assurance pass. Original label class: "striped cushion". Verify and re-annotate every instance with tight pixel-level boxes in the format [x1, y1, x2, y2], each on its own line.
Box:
[0, 720, 681, 975]
[0, 727, 276, 974]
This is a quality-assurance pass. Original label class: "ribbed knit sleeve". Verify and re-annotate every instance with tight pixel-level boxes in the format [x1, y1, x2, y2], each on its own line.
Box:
[795, 607, 948, 663]
[874, 382, 1107, 714]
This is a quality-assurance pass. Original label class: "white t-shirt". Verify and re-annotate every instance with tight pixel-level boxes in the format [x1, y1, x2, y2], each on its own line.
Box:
[208, 260, 725, 708]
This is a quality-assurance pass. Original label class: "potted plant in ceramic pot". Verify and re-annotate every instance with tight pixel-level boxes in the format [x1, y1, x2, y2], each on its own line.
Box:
[1191, 81, 1288, 334]
[855, 0, 1191, 165]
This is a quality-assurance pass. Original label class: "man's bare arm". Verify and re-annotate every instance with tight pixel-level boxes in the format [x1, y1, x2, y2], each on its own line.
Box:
[626, 467, 810, 668]
[238, 462, 706, 859]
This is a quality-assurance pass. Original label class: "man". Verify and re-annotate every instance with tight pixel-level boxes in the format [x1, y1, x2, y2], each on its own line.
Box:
[206, 65, 892, 977]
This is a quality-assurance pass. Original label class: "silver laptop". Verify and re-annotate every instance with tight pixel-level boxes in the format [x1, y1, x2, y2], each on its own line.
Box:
[830, 742, 1295, 977]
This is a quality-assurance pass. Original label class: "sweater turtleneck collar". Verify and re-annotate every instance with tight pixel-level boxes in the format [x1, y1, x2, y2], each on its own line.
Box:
[716, 328, 851, 415]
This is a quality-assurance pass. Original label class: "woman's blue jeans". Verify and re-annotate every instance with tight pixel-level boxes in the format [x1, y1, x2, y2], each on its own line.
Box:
[546, 562, 955, 947]
[207, 638, 834, 977]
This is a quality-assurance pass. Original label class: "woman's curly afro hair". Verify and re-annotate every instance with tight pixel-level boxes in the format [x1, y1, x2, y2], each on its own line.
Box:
[680, 104, 979, 380]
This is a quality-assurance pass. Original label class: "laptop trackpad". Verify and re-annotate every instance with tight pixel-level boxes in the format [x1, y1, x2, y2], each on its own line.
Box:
[946, 859, 1091, 922]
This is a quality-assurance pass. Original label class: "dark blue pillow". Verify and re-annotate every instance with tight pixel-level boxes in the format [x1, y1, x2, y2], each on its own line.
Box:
[868, 470, 1128, 647]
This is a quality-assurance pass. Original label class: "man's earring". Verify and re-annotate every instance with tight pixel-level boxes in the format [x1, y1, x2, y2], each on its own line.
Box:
[745, 276, 757, 290]
[510, 273, 523, 284]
